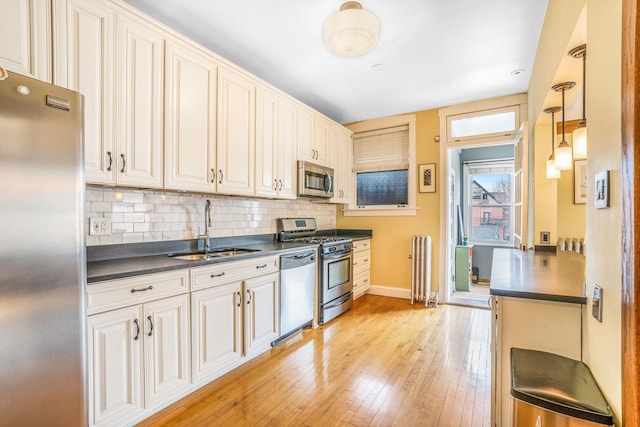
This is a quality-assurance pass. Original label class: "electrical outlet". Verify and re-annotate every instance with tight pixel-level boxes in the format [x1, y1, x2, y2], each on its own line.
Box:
[89, 217, 112, 236]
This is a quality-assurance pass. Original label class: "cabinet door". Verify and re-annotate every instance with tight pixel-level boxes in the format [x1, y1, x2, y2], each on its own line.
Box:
[244, 272, 279, 357]
[0, 0, 51, 82]
[164, 39, 217, 192]
[88, 305, 143, 426]
[278, 97, 298, 199]
[313, 118, 330, 166]
[54, 0, 116, 184]
[331, 127, 353, 204]
[191, 282, 243, 382]
[255, 86, 278, 198]
[143, 294, 190, 408]
[297, 107, 315, 163]
[217, 67, 255, 196]
[115, 14, 164, 188]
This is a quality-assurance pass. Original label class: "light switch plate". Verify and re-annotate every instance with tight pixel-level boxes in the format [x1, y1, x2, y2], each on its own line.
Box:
[89, 217, 112, 236]
[592, 284, 603, 322]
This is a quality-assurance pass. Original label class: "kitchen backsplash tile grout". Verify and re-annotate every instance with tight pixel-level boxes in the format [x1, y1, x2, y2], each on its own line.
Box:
[85, 188, 337, 246]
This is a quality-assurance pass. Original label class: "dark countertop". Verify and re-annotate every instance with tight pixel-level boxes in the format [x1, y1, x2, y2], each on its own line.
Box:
[511, 348, 613, 425]
[87, 229, 372, 283]
[87, 241, 318, 283]
[490, 248, 587, 304]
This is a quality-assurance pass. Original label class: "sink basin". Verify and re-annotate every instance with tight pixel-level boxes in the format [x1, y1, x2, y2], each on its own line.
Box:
[209, 248, 261, 256]
[168, 247, 261, 261]
[170, 253, 221, 261]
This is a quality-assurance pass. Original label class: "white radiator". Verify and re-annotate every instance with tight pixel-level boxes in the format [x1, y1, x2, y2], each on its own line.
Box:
[411, 235, 432, 306]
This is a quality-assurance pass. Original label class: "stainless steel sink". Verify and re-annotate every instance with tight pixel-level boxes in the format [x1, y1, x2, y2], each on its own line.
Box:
[168, 247, 261, 261]
[170, 253, 221, 261]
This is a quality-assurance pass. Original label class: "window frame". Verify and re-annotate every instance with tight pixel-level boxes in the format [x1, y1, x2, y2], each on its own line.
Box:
[344, 114, 416, 216]
[463, 160, 515, 247]
[446, 105, 520, 144]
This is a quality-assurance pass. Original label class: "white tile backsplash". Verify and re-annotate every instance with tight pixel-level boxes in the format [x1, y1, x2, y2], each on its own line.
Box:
[85, 188, 337, 246]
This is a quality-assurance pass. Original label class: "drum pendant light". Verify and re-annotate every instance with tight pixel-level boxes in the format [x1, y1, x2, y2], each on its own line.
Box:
[569, 44, 587, 159]
[544, 106, 562, 179]
[551, 81, 576, 170]
[323, 2, 380, 57]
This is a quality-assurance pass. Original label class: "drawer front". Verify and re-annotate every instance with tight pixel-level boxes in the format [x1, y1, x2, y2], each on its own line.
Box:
[353, 250, 370, 275]
[191, 256, 279, 291]
[87, 269, 189, 315]
[353, 239, 370, 253]
[353, 270, 370, 291]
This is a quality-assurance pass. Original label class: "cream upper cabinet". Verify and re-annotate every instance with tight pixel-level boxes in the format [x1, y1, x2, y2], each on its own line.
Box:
[53, 0, 116, 184]
[255, 86, 297, 199]
[298, 107, 330, 167]
[0, 0, 51, 82]
[313, 118, 331, 166]
[329, 126, 353, 204]
[114, 14, 164, 188]
[164, 38, 217, 192]
[217, 66, 255, 196]
[277, 97, 298, 199]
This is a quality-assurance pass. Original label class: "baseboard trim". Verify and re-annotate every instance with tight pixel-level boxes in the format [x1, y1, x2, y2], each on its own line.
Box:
[369, 285, 411, 300]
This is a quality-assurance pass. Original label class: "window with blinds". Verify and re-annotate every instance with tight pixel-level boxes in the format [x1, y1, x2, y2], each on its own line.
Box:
[352, 125, 410, 207]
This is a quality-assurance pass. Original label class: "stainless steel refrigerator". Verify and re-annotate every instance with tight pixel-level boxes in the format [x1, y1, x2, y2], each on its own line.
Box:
[0, 70, 87, 425]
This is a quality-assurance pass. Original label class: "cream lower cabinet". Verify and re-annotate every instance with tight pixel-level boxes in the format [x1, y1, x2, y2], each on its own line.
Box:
[191, 256, 279, 384]
[491, 296, 583, 427]
[352, 239, 371, 298]
[87, 270, 190, 427]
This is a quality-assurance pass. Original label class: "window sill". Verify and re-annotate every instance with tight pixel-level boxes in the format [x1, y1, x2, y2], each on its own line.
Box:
[342, 207, 417, 217]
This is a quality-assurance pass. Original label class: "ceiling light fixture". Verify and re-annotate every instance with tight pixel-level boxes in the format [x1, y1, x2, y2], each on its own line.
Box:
[551, 81, 576, 170]
[544, 106, 562, 179]
[569, 44, 587, 159]
[323, 2, 380, 57]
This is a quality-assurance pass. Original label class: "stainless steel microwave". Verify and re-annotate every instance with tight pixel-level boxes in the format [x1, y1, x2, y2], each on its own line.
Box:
[297, 161, 334, 199]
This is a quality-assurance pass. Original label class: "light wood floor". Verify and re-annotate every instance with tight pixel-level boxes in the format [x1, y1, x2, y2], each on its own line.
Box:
[138, 295, 491, 427]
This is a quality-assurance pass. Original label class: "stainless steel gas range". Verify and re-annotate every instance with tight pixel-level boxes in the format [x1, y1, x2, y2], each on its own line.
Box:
[278, 218, 353, 324]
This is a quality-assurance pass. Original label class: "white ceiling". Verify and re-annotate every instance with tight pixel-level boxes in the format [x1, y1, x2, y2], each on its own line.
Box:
[123, 0, 549, 124]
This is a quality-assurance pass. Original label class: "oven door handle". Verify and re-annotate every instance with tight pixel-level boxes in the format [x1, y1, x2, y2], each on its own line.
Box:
[323, 251, 352, 260]
[324, 293, 352, 309]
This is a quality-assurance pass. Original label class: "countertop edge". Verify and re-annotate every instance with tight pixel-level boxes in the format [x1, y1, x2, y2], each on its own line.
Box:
[489, 289, 587, 304]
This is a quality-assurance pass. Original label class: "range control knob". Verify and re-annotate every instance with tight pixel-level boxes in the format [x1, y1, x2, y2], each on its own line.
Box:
[329, 246, 337, 252]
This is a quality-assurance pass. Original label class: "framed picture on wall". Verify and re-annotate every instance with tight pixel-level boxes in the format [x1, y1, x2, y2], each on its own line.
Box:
[419, 163, 436, 193]
[574, 159, 587, 204]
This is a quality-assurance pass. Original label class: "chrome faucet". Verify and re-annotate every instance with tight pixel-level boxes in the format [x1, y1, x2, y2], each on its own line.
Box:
[197, 199, 212, 253]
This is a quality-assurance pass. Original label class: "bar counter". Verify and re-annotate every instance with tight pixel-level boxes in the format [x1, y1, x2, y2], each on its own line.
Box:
[490, 248, 587, 304]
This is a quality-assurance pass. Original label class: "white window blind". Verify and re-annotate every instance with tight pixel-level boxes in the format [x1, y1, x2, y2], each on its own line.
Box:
[352, 125, 409, 172]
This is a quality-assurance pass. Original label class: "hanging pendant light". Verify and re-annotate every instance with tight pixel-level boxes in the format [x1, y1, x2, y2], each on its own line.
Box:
[569, 44, 587, 159]
[544, 106, 562, 179]
[551, 81, 576, 170]
[323, 2, 380, 57]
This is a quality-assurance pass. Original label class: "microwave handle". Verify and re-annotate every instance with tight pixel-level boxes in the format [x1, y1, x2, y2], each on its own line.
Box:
[324, 172, 333, 194]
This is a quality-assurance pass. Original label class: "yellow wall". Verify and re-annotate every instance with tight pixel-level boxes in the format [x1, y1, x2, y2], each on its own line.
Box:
[336, 109, 441, 291]
[533, 123, 559, 244]
[583, 0, 622, 420]
[530, 0, 621, 420]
